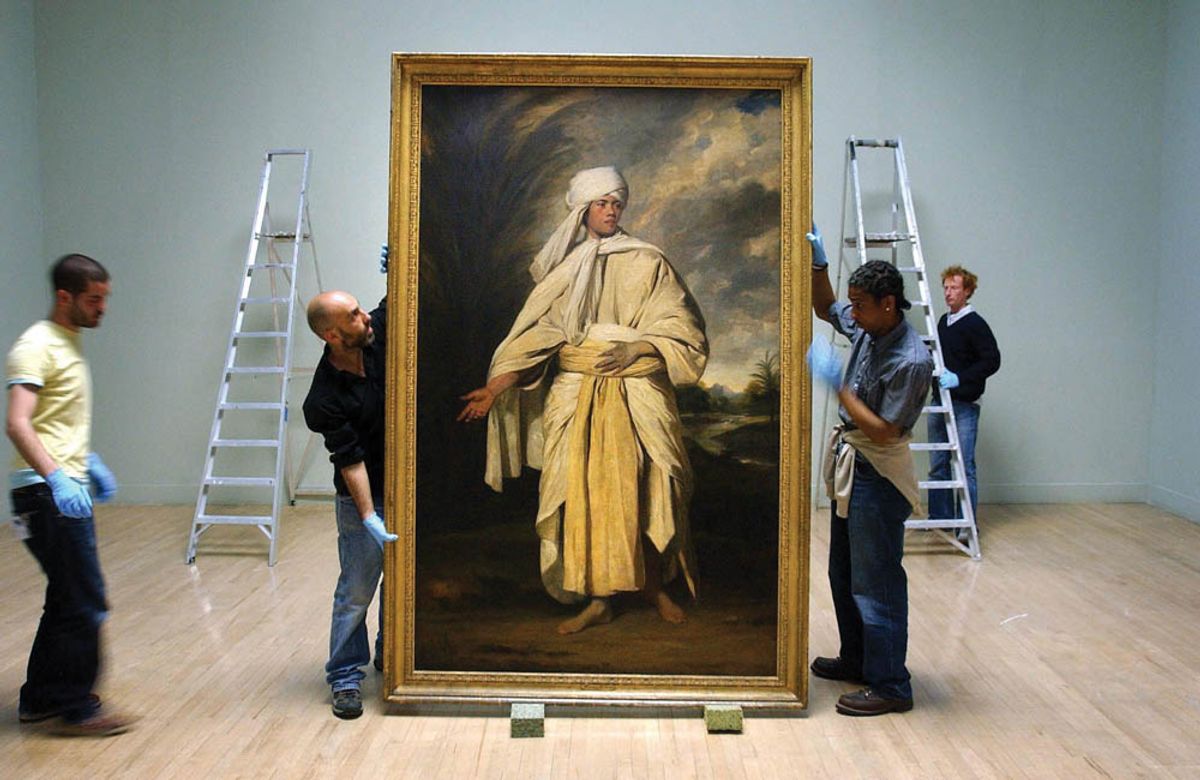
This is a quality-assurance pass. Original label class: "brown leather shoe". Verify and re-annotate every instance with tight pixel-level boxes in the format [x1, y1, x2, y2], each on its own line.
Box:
[836, 687, 913, 716]
[50, 709, 137, 737]
[810, 656, 863, 683]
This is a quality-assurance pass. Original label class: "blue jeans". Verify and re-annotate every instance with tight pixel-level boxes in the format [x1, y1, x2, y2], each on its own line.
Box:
[12, 483, 107, 723]
[927, 399, 980, 520]
[326, 495, 384, 692]
[829, 456, 913, 700]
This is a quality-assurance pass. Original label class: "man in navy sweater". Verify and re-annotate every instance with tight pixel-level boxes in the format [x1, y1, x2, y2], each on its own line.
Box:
[928, 266, 1001, 532]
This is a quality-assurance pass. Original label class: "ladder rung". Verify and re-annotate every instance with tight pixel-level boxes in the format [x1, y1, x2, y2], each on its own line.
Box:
[226, 366, 286, 375]
[234, 331, 289, 339]
[843, 232, 911, 247]
[852, 138, 898, 148]
[923, 405, 949, 414]
[255, 231, 311, 240]
[906, 518, 971, 530]
[909, 442, 956, 451]
[218, 402, 284, 411]
[249, 263, 296, 270]
[203, 476, 276, 487]
[196, 514, 275, 526]
[241, 296, 290, 306]
[212, 438, 282, 448]
[919, 479, 964, 490]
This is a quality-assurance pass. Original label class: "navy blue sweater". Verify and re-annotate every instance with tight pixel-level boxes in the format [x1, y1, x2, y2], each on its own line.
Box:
[937, 310, 1000, 404]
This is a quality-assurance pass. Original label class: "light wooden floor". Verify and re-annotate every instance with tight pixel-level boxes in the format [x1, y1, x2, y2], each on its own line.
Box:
[2, 501, 1199, 778]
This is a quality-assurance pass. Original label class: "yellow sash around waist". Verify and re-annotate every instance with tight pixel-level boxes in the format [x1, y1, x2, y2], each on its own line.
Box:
[557, 341, 665, 596]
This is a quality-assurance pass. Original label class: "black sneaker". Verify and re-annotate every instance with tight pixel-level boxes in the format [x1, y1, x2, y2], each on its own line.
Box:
[331, 688, 363, 720]
[810, 656, 863, 683]
[19, 693, 102, 724]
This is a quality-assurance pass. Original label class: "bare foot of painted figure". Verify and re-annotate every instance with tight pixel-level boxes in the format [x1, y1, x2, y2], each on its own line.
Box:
[557, 597, 613, 635]
[652, 590, 687, 624]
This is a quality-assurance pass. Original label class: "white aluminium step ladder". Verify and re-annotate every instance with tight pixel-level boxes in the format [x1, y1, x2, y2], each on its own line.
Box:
[186, 149, 323, 566]
[825, 135, 980, 559]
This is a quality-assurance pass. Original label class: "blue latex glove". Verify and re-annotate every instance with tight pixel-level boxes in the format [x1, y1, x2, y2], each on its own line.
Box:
[806, 223, 828, 270]
[363, 512, 397, 548]
[45, 468, 94, 519]
[939, 370, 960, 390]
[87, 452, 118, 502]
[807, 339, 844, 389]
[379, 244, 389, 274]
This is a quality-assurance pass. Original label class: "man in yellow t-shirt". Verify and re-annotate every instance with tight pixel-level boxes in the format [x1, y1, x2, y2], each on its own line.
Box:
[6, 254, 132, 737]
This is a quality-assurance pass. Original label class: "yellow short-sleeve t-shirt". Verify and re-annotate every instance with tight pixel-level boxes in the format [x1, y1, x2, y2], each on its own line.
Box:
[6, 320, 92, 481]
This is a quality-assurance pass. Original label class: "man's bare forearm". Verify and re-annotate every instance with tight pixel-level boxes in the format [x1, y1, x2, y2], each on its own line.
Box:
[838, 386, 903, 444]
[812, 268, 836, 323]
[339, 461, 376, 519]
[6, 385, 58, 476]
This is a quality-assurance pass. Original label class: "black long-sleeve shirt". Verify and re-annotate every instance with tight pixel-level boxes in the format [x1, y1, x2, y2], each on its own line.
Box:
[302, 299, 387, 497]
[937, 310, 1000, 404]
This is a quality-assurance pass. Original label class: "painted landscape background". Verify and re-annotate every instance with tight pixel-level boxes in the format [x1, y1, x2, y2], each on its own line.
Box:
[412, 85, 783, 676]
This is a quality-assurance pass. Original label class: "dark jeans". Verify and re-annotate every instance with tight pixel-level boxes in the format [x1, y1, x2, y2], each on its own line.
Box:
[828, 456, 913, 700]
[12, 483, 107, 722]
[928, 399, 980, 521]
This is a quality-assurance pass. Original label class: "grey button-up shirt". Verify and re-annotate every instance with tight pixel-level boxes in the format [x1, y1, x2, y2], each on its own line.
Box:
[829, 302, 933, 434]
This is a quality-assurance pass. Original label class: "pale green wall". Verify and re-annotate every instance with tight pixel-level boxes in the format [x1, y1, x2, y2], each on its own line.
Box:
[0, 0, 45, 471]
[7, 0, 1187, 509]
[1150, 0, 1200, 522]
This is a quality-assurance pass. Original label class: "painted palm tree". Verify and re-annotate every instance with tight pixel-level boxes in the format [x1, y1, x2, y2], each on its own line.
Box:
[745, 350, 780, 424]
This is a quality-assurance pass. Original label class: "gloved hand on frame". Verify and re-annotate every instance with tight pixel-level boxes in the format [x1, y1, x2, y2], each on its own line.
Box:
[807, 339, 844, 390]
[806, 223, 828, 270]
[939, 370, 960, 390]
[363, 512, 397, 548]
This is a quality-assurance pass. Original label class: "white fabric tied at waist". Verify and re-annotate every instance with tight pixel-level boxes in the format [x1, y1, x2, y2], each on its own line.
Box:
[823, 424, 925, 519]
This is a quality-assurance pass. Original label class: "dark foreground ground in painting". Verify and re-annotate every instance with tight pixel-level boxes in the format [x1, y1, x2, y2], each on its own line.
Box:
[413, 414, 783, 676]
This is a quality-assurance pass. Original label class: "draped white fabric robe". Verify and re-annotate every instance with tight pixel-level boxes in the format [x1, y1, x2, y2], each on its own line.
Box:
[484, 240, 707, 604]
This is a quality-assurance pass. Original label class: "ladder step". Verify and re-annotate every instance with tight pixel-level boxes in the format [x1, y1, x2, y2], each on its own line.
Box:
[905, 518, 971, 530]
[241, 296, 291, 306]
[923, 405, 949, 414]
[196, 514, 275, 526]
[255, 231, 311, 240]
[852, 138, 898, 148]
[909, 442, 956, 451]
[919, 479, 964, 490]
[248, 263, 296, 271]
[226, 366, 286, 375]
[234, 331, 289, 339]
[844, 232, 912, 247]
[203, 476, 276, 487]
[218, 402, 284, 411]
[212, 438, 282, 448]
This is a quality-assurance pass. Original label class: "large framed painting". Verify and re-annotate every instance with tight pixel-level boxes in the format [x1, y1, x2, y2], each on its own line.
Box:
[385, 54, 812, 707]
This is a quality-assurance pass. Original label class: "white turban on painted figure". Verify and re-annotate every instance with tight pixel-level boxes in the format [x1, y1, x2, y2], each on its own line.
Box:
[528, 165, 630, 282]
[526, 166, 655, 346]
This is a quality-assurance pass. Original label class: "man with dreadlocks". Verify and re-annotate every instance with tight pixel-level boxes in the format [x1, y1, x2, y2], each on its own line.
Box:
[458, 166, 707, 636]
[805, 227, 933, 716]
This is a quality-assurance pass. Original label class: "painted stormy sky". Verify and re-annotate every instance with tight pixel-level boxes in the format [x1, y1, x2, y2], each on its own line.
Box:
[515, 87, 783, 392]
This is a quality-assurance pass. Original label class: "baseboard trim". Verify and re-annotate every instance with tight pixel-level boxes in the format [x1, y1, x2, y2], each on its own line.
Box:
[1148, 484, 1200, 524]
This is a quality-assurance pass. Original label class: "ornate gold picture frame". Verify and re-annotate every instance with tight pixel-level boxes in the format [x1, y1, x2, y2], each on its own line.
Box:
[386, 53, 811, 707]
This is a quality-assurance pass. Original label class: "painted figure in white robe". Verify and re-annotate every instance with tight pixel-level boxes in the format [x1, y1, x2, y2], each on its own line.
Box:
[458, 166, 708, 635]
